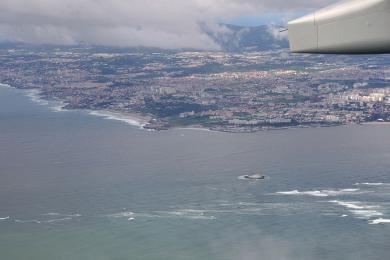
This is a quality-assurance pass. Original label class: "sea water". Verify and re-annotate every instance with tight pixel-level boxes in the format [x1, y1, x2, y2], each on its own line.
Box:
[0, 85, 390, 260]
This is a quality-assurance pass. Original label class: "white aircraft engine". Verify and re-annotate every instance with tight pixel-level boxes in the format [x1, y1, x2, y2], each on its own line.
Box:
[288, 0, 390, 54]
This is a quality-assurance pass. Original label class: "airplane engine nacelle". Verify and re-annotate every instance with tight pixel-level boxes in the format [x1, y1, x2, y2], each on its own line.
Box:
[288, 0, 390, 54]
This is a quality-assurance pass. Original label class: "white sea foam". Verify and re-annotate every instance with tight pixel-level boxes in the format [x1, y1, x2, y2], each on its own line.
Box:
[50, 104, 67, 112]
[88, 111, 146, 128]
[43, 217, 73, 223]
[276, 188, 360, 197]
[110, 209, 216, 220]
[42, 212, 61, 216]
[0, 216, 10, 220]
[0, 83, 11, 89]
[329, 200, 384, 220]
[24, 89, 67, 112]
[14, 212, 81, 224]
[329, 200, 367, 210]
[42, 213, 82, 217]
[276, 190, 329, 197]
[369, 218, 390, 225]
[15, 219, 42, 224]
[324, 189, 360, 195]
[351, 210, 383, 219]
[237, 202, 261, 206]
[110, 211, 135, 218]
[156, 209, 217, 220]
[354, 183, 390, 186]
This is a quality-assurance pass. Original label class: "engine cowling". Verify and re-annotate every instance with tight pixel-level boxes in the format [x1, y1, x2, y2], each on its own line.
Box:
[288, 0, 390, 54]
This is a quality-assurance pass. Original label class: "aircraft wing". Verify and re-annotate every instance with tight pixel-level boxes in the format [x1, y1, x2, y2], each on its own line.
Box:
[288, 0, 390, 54]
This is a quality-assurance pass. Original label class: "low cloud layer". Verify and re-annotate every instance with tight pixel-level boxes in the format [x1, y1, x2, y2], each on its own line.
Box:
[0, 0, 336, 49]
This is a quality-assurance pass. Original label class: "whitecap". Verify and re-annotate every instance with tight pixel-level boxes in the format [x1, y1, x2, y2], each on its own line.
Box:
[110, 209, 217, 220]
[354, 183, 389, 186]
[276, 188, 361, 197]
[14, 213, 80, 224]
[109, 211, 135, 218]
[42, 212, 81, 217]
[237, 202, 261, 206]
[42, 212, 61, 216]
[369, 218, 390, 225]
[157, 209, 217, 220]
[0, 216, 10, 220]
[43, 217, 73, 223]
[14, 219, 41, 224]
[276, 190, 328, 197]
[329, 200, 384, 220]
[324, 189, 360, 195]
[351, 210, 383, 219]
[329, 200, 367, 210]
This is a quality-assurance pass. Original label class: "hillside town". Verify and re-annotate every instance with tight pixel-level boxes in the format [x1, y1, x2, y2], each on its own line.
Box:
[0, 46, 389, 131]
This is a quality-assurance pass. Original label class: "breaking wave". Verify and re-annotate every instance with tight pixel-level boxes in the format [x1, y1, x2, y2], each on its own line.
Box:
[276, 188, 360, 197]
[13, 212, 82, 224]
[109, 209, 217, 221]
[43, 217, 73, 223]
[354, 183, 390, 186]
[15, 219, 42, 224]
[369, 218, 390, 225]
[42, 213, 82, 217]
[109, 211, 135, 218]
[24, 89, 67, 112]
[156, 209, 217, 220]
[329, 200, 384, 220]
[88, 111, 146, 128]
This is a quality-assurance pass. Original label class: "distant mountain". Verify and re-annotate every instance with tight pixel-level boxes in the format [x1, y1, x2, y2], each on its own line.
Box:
[204, 24, 289, 52]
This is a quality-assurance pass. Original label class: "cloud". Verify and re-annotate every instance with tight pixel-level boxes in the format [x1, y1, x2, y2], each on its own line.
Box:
[0, 0, 337, 49]
[266, 24, 288, 41]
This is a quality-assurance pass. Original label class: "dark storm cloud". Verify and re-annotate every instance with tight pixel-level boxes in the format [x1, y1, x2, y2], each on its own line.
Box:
[0, 0, 337, 49]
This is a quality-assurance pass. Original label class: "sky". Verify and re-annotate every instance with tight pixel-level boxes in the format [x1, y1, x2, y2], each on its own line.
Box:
[0, 0, 337, 50]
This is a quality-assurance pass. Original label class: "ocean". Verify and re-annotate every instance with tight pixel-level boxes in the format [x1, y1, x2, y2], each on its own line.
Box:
[0, 85, 390, 260]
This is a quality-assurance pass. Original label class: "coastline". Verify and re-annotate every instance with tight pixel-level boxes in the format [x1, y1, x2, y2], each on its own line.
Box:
[2, 83, 389, 133]
[0, 83, 151, 129]
[174, 126, 219, 133]
[24, 89, 67, 112]
[87, 110, 151, 129]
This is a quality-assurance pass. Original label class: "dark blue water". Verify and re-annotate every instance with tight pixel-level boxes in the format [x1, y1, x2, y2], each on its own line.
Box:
[1, 85, 390, 260]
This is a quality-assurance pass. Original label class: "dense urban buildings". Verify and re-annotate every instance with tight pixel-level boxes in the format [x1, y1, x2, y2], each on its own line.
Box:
[1, 46, 389, 132]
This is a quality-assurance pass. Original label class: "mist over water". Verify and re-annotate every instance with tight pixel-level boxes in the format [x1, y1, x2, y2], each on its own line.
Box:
[1, 86, 390, 260]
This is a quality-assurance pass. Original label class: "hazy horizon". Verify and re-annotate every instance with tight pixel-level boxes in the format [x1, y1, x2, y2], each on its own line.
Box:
[0, 0, 337, 50]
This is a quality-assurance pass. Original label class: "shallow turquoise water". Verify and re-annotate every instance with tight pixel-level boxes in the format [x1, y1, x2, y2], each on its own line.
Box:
[1, 86, 390, 260]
